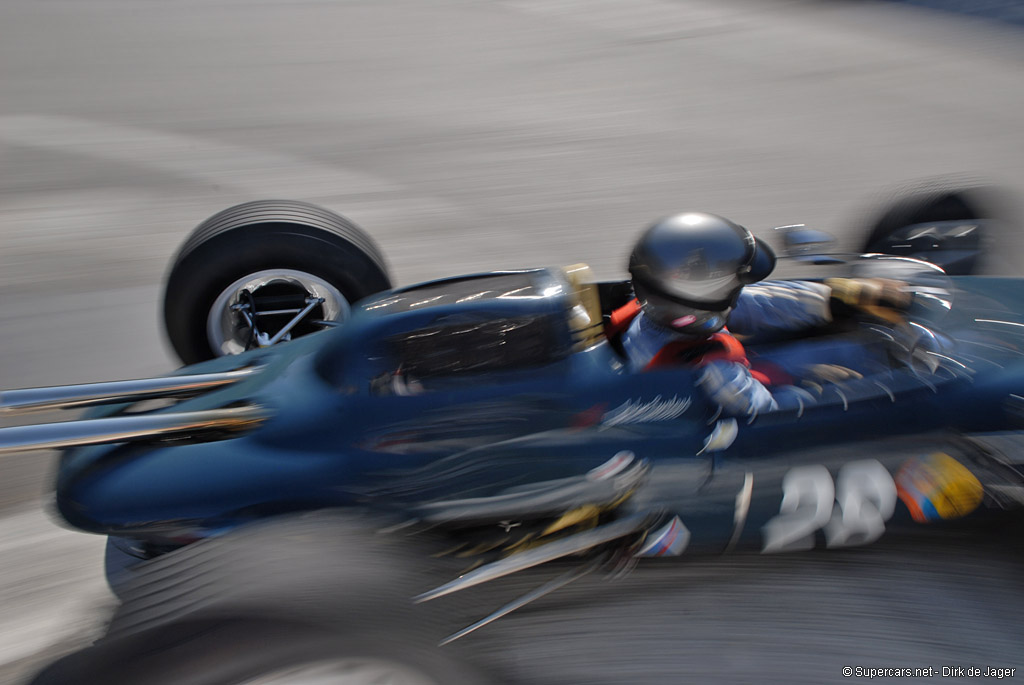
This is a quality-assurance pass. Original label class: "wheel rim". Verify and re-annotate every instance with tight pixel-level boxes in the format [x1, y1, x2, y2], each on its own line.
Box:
[206, 269, 350, 356]
[237, 658, 442, 685]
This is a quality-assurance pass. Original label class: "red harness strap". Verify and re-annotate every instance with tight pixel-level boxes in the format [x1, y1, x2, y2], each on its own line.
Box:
[646, 332, 749, 370]
[610, 298, 774, 385]
[607, 298, 642, 338]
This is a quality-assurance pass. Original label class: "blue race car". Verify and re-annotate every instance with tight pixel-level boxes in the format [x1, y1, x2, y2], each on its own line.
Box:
[11, 184, 1024, 685]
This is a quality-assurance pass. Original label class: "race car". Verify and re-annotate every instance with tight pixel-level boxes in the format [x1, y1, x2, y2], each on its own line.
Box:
[8, 183, 1024, 685]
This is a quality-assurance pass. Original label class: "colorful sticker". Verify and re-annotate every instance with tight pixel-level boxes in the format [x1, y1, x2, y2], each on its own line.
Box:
[895, 452, 984, 523]
[586, 451, 635, 481]
[635, 516, 690, 557]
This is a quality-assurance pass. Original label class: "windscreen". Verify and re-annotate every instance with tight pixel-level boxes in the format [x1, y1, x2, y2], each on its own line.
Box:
[365, 272, 555, 315]
[386, 314, 561, 380]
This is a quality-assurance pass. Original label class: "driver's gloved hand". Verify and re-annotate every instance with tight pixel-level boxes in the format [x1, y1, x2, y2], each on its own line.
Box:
[771, 384, 818, 413]
[890, 323, 956, 374]
[802, 363, 863, 386]
[826, 278, 912, 319]
[698, 360, 777, 417]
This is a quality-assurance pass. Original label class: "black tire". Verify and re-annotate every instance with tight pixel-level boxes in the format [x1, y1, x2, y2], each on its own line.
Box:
[104, 537, 144, 599]
[32, 513, 500, 685]
[32, 619, 490, 685]
[163, 201, 392, 364]
[860, 181, 1004, 276]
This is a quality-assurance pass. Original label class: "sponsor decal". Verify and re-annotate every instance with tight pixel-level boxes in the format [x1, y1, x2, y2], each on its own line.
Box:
[602, 394, 691, 427]
[672, 314, 697, 328]
[586, 451, 635, 481]
[635, 516, 690, 557]
[895, 452, 983, 522]
[571, 403, 608, 428]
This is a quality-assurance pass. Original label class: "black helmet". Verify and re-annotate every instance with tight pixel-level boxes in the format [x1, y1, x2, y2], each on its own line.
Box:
[629, 212, 776, 334]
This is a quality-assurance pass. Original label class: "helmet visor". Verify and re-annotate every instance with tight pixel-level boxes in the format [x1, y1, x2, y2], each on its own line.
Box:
[634, 280, 732, 334]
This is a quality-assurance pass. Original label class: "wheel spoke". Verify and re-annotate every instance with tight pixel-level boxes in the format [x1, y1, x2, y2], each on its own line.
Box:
[206, 269, 350, 356]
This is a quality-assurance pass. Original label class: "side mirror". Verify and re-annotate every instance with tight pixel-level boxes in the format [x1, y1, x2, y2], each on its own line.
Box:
[774, 224, 843, 264]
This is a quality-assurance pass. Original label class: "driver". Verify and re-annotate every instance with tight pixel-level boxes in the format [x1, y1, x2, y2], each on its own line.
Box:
[611, 212, 909, 416]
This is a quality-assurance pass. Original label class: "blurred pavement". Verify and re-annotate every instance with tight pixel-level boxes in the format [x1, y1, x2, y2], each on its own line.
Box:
[1, 0, 1023, 682]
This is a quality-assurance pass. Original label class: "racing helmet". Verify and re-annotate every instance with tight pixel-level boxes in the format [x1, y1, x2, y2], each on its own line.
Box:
[628, 212, 776, 335]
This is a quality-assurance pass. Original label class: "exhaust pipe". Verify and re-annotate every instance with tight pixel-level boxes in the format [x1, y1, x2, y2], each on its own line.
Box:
[0, 405, 269, 455]
[0, 368, 257, 415]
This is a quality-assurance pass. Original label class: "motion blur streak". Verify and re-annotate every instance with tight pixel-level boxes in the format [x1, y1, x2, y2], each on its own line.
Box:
[0, 506, 110, 667]
[2, 0, 1024, 683]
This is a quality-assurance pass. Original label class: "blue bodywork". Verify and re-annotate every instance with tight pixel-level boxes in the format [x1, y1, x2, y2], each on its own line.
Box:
[54, 267, 1024, 554]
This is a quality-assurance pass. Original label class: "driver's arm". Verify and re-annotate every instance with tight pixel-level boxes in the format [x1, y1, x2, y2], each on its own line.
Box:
[726, 281, 832, 337]
[728, 279, 912, 337]
[698, 360, 778, 416]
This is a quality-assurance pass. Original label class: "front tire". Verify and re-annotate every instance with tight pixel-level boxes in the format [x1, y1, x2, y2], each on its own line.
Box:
[32, 619, 487, 685]
[33, 513, 498, 685]
[163, 201, 392, 364]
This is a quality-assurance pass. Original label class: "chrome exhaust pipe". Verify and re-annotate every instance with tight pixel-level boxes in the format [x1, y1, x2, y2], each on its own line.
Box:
[0, 405, 269, 455]
[0, 368, 257, 415]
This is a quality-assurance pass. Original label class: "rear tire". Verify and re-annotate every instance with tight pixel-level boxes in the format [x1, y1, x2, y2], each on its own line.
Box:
[860, 182, 1008, 275]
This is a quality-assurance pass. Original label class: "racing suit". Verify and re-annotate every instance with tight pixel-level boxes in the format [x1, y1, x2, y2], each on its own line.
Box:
[619, 281, 833, 416]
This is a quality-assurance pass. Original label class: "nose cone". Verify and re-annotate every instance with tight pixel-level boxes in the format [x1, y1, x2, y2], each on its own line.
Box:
[54, 433, 354, 537]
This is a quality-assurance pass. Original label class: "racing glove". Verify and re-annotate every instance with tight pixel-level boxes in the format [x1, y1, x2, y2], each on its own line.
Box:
[795, 363, 864, 397]
[697, 360, 777, 417]
[885, 321, 956, 374]
[825, 277, 912, 323]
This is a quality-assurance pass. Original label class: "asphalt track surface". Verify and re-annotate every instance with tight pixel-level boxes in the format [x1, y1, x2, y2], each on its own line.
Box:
[891, 0, 1024, 26]
[1, 0, 1023, 683]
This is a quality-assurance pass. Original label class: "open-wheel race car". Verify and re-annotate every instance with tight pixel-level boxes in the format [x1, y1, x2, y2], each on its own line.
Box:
[8, 183, 1024, 684]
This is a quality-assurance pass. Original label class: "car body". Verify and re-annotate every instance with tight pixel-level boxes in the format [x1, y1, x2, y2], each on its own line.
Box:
[9, 186, 1024, 684]
[8, 259, 1022, 563]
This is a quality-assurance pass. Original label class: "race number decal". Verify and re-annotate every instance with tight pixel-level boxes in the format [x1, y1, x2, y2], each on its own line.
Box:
[825, 460, 897, 548]
[762, 460, 897, 554]
[762, 465, 833, 553]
